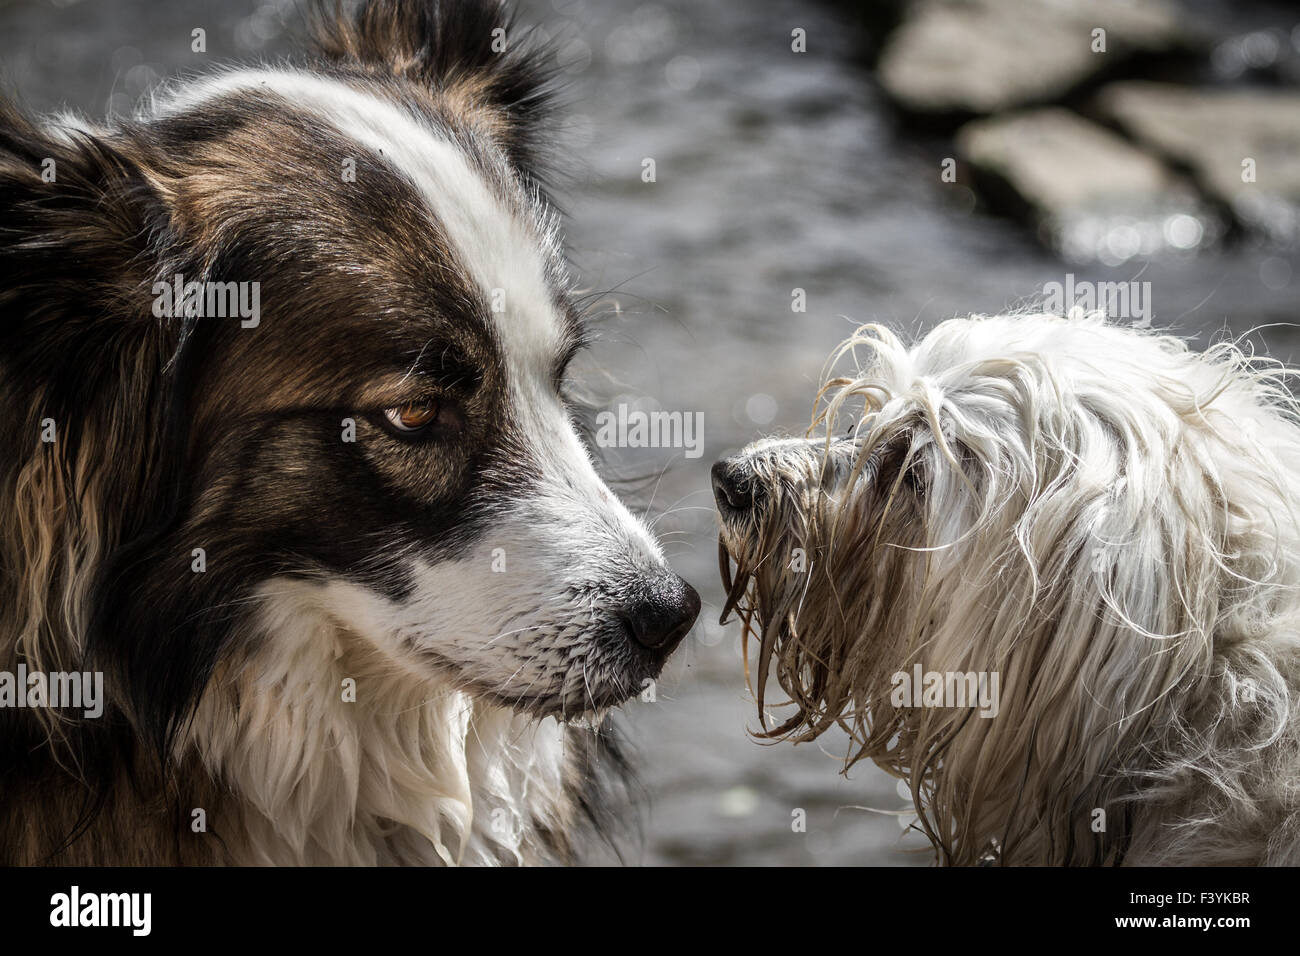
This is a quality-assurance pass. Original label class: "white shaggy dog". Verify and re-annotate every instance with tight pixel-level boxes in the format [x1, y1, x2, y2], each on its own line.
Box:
[713, 312, 1300, 865]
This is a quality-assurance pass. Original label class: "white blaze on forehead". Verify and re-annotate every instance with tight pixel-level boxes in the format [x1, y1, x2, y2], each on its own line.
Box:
[155, 69, 665, 565]
[154, 69, 566, 368]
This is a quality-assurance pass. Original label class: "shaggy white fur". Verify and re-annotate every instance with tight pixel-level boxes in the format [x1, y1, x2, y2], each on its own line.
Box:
[190, 580, 575, 865]
[718, 311, 1300, 865]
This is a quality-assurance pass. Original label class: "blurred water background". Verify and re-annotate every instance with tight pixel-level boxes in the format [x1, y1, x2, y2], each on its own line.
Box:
[3, 0, 1298, 865]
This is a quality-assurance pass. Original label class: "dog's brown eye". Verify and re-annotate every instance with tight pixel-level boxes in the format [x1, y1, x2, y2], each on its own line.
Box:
[383, 401, 441, 434]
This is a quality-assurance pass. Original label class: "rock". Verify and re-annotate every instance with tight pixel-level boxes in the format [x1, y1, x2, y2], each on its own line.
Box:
[957, 107, 1219, 262]
[1095, 82, 1300, 242]
[878, 0, 1195, 115]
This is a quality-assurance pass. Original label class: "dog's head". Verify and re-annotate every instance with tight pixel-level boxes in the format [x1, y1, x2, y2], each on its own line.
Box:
[714, 312, 1300, 864]
[0, 0, 698, 751]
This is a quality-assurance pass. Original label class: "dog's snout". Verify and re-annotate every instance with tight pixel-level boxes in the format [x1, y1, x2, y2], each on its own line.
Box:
[711, 458, 760, 516]
[620, 573, 701, 652]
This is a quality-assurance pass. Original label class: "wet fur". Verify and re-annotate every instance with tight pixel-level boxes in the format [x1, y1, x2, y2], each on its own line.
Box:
[719, 312, 1300, 866]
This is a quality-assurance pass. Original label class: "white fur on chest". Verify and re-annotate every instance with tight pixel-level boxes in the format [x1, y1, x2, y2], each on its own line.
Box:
[189, 581, 573, 866]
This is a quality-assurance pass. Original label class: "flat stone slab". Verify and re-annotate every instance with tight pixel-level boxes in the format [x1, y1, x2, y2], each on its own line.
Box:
[1095, 81, 1300, 241]
[957, 107, 1218, 261]
[879, 0, 1194, 115]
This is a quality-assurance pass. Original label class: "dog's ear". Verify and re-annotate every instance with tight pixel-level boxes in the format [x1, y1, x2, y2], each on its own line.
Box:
[310, 0, 555, 176]
[0, 98, 181, 512]
[0, 100, 176, 419]
[0, 100, 183, 689]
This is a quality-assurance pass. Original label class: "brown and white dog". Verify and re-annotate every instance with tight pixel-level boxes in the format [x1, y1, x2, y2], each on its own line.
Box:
[715, 312, 1300, 866]
[0, 0, 698, 865]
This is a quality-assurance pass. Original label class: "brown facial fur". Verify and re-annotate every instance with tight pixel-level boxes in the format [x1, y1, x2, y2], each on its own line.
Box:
[0, 0, 658, 865]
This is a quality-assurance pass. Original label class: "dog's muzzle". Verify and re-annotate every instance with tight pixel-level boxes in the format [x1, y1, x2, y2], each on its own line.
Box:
[713, 438, 861, 523]
[617, 571, 701, 653]
[711, 457, 762, 518]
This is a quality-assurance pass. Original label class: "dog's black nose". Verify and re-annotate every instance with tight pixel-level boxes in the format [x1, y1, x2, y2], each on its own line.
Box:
[712, 458, 759, 515]
[620, 573, 701, 652]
